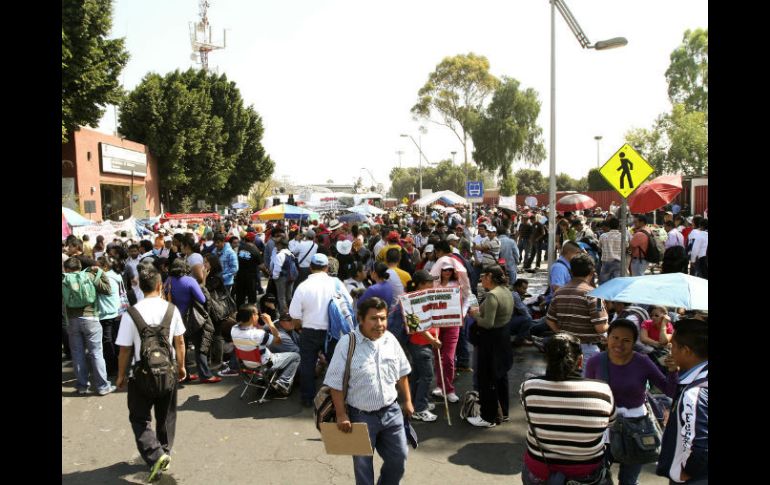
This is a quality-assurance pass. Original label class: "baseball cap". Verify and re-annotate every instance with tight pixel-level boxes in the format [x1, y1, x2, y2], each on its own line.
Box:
[412, 270, 438, 284]
[485, 223, 497, 232]
[387, 230, 400, 242]
[311, 253, 329, 266]
[447, 234, 460, 242]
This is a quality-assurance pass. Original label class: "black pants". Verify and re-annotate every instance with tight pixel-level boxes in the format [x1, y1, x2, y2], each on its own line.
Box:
[477, 326, 512, 423]
[127, 378, 178, 466]
[235, 276, 257, 307]
[100, 316, 122, 376]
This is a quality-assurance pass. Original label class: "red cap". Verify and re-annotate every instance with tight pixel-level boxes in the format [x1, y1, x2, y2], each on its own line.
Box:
[387, 231, 400, 242]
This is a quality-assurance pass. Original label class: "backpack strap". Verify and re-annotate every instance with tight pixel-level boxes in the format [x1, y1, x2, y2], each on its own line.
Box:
[128, 306, 149, 333]
[160, 302, 176, 331]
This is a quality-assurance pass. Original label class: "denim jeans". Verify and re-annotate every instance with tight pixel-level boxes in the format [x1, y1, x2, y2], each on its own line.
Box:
[186, 345, 213, 379]
[509, 315, 536, 339]
[630, 259, 649, 276]
[617, 462, 643, 485]
[269, 351, 300, 387]
[455, 316, 472, 369]
[349, 402, 408, 485]
[68, 316, 111, 393]
[274, 276, 292, 313]
[407, 342, 434, 413]
[506, 266, 518, 288]
[299, 328, 327, 402]
[581, 343, 601, 376]
[599, 259, 621, 284]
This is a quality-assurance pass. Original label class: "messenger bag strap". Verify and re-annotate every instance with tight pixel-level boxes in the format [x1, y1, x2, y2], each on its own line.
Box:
[298, 243, 316, 266]
[342, 333, 357, 402]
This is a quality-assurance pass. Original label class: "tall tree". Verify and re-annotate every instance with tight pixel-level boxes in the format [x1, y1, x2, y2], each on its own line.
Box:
[62, 0, 130, 143]
[387, 163, 494, 201]
[119, 69, 274, 211]
[586, 168, 613, 191]
[513, 169, 548, 195]
[471, 77, 546, 196]
[411, 53, 500, 170]
[665, 29, 708, 114]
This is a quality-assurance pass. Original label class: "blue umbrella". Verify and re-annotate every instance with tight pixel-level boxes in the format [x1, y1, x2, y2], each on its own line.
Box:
[587, 273, 707, 311]
[339, 212, 367, 223]
[62, 206, 94, 227]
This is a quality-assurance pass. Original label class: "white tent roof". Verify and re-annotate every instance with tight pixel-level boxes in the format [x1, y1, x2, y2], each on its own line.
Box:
[412, 190, 468, 208]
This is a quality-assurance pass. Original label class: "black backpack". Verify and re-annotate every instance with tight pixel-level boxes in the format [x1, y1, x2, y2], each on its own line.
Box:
[128, 303, 178, 397]
[640, 230, 662, 264]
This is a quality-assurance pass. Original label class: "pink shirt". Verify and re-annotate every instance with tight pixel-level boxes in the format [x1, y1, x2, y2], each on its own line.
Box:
[641, 319, 673, 341]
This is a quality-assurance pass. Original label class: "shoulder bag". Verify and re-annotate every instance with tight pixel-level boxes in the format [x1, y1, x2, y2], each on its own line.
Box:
[313, 333, 357, 431]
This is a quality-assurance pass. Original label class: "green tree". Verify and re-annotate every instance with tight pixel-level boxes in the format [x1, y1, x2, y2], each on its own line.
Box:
[412, 53, 500, 170]
[387, 163, 494, 201]
[586, 168, 613, 191]
[248, 178, 281, 210]
[665, 29, 708, 114]
[556, 173, 582, 191]
[119, 69, 274, 211]
[62, 0, 130, 143]
[471, 77, 546, 196]
[513, 169, 547, 195]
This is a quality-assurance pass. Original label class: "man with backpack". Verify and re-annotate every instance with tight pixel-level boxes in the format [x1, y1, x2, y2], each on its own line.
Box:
[270, 239, 296, 314]
[63, 256, 116, 396]
[629, 215, 660, 276]
[289, 253, 354, 408]
[115, 264, 187, 483]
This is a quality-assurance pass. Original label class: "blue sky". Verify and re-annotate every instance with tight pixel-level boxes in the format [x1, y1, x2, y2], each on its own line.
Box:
[97, 0, 708, 192]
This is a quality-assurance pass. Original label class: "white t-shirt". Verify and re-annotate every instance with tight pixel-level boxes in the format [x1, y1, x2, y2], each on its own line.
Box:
[289, 273, 353, 330]
[115, 297, 186, 365]
[231, 325, 274, 367]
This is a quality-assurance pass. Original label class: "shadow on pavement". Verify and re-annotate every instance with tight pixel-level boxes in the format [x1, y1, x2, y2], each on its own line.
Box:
[62, 461, 178, 484]
[177, 385, 306, 421]
[447, 442, 524, 475]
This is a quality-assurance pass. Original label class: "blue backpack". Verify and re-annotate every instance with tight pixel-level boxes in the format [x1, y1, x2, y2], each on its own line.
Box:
[326, 280, 357, 354]
[280, 251, 299, 282]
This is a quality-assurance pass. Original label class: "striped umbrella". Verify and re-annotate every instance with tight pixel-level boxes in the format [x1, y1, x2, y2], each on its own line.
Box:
[251, 204, 317, 221]
[556, 194, 597, 212]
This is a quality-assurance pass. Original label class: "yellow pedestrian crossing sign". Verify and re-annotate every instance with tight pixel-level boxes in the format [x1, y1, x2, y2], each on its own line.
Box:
[599, 144, 654, 198]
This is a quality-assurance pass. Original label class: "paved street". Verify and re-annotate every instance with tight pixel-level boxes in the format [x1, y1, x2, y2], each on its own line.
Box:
[62, 270, 667, 485]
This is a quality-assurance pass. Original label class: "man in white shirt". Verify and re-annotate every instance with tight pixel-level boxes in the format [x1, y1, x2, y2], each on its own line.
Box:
[292, 229, 318, 289]
[115, 264, 186, 482]
[325, 297, 413, 485]
[289, 253, 353, 407]
[690, 219, 708, 278]
[270, 239, 294, 314]
[664, 220, 685, 249]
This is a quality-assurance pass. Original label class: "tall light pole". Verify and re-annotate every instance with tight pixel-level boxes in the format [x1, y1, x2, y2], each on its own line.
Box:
[594, 135, 603, 168]
[548, 0, 627, 270]
[400, 128, 429, 197]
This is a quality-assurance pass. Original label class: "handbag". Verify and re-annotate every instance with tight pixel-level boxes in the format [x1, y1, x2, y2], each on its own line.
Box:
[600, 353, 662, 464]
[313, 332, 357, 431]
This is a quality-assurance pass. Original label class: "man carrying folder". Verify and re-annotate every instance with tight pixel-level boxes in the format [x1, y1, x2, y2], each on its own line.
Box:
[324, 297, 414, 485]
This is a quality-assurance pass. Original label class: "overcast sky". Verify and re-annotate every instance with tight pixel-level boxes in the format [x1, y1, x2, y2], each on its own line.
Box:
[96, 0, 708, 192]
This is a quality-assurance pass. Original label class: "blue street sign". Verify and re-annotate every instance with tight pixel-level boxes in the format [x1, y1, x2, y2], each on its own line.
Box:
[466, 181, 483, 198]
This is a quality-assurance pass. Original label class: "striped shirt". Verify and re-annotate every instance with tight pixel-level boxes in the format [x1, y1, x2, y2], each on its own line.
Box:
[599, 230, 624, 262]
[231, 325, 274, 366]
[520, 378, 616, 465]
[546, 280, 608, 344]
[323, 328, 411, 412]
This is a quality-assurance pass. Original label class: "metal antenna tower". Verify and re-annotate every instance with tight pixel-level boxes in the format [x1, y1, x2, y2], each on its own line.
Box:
[189, 1, 226, 71]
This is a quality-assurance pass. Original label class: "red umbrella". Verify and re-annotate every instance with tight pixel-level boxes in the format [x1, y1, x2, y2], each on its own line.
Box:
[556, 194, 597, 211]
[627, 175, 682, 213]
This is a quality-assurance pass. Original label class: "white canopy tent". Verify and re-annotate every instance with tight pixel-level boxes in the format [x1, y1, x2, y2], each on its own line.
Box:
[412, 190, 468, 208]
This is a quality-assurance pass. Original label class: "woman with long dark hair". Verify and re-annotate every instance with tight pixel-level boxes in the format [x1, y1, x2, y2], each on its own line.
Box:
[520, 334, 615, 484]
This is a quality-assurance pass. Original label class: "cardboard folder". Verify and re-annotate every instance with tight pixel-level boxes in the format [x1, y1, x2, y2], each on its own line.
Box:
[319, 423, 373, 456]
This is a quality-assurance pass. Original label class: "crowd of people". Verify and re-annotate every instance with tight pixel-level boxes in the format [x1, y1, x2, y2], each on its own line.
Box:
[62, 200, 708, 484]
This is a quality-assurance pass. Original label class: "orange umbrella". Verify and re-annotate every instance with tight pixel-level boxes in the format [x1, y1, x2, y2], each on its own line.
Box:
[627, 175, 682, 213]
[556, 194, 596, 211]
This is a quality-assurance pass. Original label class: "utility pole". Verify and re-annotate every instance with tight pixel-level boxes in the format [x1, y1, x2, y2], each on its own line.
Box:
[189, 1, 225, 71]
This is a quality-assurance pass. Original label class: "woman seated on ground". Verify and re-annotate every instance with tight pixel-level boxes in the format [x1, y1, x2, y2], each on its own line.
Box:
[520, 334, 615, 485]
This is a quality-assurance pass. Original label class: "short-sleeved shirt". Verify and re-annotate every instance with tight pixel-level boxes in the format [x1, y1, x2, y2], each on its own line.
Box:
[640, 319, 674, 341]
[546, 280, 608, 344]
[359, 281, 394, 310]
[115, 297, 186, 365]
[231, 324, 274, 366]
[409, 326, 439, 346]
[323, 329, 411, 412]
[630, 229, 650, 259]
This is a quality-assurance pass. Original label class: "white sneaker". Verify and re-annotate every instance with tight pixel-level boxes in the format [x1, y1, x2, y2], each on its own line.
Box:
[412, 410, 438, 422]
[431, 387, 444, 398]
[467, 416, 496, 428]
[427, 402, 436, 411]
[446, 392, 460, 403]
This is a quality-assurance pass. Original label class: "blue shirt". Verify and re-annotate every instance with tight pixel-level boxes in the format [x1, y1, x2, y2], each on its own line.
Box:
[498, 234, 520, 268]
[359, 281, 394, 310]
[512, 291, 531, 319]
[546, 257, 572, 304]
[672, 203, 681, 215]
[214, 243, 239, 286]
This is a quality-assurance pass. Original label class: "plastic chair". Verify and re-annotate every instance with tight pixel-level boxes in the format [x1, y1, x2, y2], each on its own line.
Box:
[234, 346, 277, 404]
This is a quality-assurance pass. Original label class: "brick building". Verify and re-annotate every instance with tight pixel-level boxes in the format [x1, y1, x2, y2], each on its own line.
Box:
[61, 128, 161, 222]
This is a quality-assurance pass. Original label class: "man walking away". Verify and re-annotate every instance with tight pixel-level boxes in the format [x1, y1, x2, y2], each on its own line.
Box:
[598, 218, 626, 284]
[115, 264, 187, 482]
[213, 232, 239, 295]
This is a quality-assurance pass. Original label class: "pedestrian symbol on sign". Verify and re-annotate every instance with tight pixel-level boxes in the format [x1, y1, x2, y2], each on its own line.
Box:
[617, 152, 634, 189]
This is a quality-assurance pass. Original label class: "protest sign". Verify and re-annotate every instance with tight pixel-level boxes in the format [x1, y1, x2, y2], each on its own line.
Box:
[398, 287, 463, 333]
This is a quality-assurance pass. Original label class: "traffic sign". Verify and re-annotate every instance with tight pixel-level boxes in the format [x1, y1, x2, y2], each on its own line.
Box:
[599, 144, 654, 198]
[466, 181, 483, 202]
[401, 197, 409, 205]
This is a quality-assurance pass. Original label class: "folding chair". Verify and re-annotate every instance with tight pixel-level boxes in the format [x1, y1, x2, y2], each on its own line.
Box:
[234, 347, 278, 404]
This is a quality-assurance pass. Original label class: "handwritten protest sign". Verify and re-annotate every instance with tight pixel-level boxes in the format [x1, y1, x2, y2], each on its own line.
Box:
[398, 287, 463, 333]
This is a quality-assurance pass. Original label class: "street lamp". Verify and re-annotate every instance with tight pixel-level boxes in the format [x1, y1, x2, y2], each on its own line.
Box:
[548, 0, 627, 270]
[400, 128, 430, 197]
[396, 150, 404, 168]
[594, 135, 602, 168]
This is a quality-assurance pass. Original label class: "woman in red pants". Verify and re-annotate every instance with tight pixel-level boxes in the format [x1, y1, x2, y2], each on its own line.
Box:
[430, 256, 471, 403]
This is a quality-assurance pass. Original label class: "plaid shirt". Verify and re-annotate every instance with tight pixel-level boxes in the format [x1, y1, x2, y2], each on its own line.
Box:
[599, 230, 625, 262]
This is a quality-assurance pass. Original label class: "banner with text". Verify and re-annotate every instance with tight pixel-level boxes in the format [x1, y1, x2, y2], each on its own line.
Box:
[399, 287, 463, 333]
